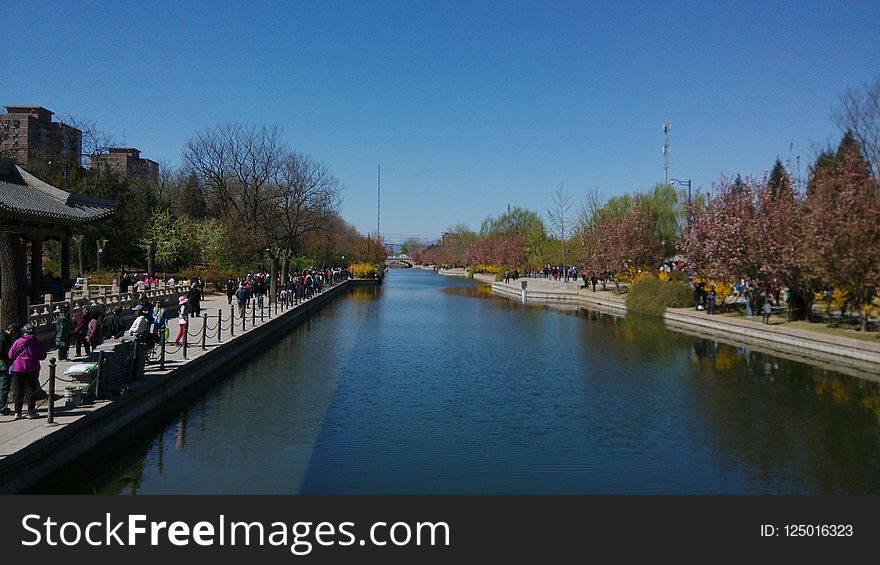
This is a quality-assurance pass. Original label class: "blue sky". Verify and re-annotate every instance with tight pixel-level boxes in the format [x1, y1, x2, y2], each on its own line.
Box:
[3, 1, 877, 244]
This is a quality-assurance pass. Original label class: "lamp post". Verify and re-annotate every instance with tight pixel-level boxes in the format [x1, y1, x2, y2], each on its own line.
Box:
[670, 178, 692, 228]
[96, 238, 108, 272]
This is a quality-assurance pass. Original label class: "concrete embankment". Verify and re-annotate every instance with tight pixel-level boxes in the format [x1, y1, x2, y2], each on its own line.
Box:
[0, 279, 376, 494]
[489, 277, 880, 379]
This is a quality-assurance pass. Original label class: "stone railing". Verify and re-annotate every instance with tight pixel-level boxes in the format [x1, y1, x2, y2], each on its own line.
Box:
[27, 284, 188, 329]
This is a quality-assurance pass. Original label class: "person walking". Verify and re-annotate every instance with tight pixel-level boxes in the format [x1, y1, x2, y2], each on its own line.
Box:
[152, 299, 170, 338]
[762, 297, 772, 325]
[86, 308, 104, 350]
[235, 282, 250, 320]
[8, 324, 48, 420]
[54, 306, 71, 360]
[188, 280, 202, 317]
[706, 287, 717, 315]
[254, 276, 265, 309]
[226, 277, 236, 305]
[175, 296, 189, 346]
[71, 306, 91, 358]
[0, 324, 22, 416]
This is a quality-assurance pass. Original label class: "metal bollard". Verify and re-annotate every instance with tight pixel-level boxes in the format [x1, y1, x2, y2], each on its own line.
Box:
[160, 333, 166, 370]
[261, 300, 265, 322]
[130, 339, 139, 383]
[182, 325, 188, 359]
[252, 298, 256, 326]
[230, 305, 235, 337]
[201, 313, 207, 350]
[218, 310, 223, 343]
[242, 304, 247, 332]
[46, 358, 57, 426]
[95, 351, 105, 400]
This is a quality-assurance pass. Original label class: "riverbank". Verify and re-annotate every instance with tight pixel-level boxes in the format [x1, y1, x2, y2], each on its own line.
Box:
[489, 277, 880, 379]
[0, 279, 375, 494]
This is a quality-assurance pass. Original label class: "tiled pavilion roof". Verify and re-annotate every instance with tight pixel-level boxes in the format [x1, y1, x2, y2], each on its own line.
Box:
[0, 157, 114, 226]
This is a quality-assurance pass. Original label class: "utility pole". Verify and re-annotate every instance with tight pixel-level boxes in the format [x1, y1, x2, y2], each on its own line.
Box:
[662, 122, 671, 186]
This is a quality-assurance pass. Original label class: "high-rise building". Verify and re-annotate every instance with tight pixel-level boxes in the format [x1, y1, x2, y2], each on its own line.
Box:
[91, 147, 159, 183]
[0, 106, 82, 169]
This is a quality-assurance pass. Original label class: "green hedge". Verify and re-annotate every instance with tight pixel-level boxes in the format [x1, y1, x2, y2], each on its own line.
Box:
[626, 278, 693, 316]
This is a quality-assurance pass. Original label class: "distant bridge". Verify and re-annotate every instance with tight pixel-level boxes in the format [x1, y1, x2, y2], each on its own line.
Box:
[385, 254, 414, 268]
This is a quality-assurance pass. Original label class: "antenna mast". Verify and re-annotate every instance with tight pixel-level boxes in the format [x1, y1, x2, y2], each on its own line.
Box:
[662, 122, 671, 185]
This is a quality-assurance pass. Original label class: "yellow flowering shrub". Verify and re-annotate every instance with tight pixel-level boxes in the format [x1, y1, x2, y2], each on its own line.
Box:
[614, 266, 655, 288]
[350, 263, 379, 278]
[470, 264, 502, 275]
[709, 281, 734, 306]
[658, 271, 671, 282]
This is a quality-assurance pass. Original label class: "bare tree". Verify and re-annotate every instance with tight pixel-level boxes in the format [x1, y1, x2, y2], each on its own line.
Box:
[832, 78, 880, 180]
[577, 184, 604, 232]
[270, 151, 342, 256]
[182, 123, 285, 224]
[547, 182, 575, 268]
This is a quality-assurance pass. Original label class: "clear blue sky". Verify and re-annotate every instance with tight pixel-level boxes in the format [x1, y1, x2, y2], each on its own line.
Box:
[3, 1, 877, 244]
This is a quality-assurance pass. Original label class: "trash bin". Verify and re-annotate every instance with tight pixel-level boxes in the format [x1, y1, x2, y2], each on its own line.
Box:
[521, 280, 528, 290]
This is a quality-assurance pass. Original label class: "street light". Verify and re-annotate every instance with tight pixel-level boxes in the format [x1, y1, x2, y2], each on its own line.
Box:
[96, 238, 108, 272]
[670, 178, 692, 228]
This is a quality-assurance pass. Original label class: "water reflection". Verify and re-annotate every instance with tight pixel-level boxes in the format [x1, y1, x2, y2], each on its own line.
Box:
[52, 270, 880, 494]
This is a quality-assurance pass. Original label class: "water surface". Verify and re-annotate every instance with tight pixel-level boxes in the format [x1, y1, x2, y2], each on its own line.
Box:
[64, 269, 880, 494]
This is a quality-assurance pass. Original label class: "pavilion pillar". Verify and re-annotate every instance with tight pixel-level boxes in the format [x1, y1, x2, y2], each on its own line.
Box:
[61, 237, 71, 280]
[30, 235, 43, 303]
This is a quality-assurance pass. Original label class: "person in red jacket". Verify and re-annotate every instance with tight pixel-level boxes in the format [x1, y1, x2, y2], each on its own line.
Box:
[8, 324, 48, 420]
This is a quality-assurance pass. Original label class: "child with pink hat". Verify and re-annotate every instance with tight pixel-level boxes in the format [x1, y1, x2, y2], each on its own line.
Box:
[175, 295, 189, 346]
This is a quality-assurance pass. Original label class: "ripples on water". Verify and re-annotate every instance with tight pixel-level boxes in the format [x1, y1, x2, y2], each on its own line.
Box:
[64, 270, 880, 494]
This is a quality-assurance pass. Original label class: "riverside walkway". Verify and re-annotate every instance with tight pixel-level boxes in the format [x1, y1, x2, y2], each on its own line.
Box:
[0, 280, 365, 491]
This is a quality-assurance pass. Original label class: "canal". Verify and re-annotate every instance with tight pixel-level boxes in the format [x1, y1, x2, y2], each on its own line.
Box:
[64, 269, 880, 494]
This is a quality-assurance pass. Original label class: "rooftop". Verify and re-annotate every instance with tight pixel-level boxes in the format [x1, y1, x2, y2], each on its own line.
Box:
[0, 158, 114, 226]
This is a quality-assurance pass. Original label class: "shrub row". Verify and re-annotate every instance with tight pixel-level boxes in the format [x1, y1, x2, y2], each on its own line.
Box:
[626, 278, 693, 316]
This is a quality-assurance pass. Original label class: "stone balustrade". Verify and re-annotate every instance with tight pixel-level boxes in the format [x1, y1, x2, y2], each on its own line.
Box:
[27, 284, 188, 329]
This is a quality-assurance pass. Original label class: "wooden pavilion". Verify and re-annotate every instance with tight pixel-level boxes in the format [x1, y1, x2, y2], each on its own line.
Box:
[0, 157, 114, 327]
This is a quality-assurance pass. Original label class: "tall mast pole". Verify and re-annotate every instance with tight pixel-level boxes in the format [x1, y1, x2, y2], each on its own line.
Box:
[662, 122, 671, 186]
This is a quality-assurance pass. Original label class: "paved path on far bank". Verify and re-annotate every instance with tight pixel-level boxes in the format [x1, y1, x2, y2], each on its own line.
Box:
[0, 285, 342, 461]
[489, 276, 880, 378]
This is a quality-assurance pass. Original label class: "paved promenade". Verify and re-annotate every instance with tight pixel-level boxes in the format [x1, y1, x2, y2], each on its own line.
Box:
[0, 285, 341, 463]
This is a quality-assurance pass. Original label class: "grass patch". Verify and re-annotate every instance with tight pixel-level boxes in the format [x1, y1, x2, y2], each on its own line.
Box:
[626, 278, 693, 316]
[720, 311, 880, 343]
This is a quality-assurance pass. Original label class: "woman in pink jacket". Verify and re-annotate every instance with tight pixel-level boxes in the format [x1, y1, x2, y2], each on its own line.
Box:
[8, 324, 47, 420]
